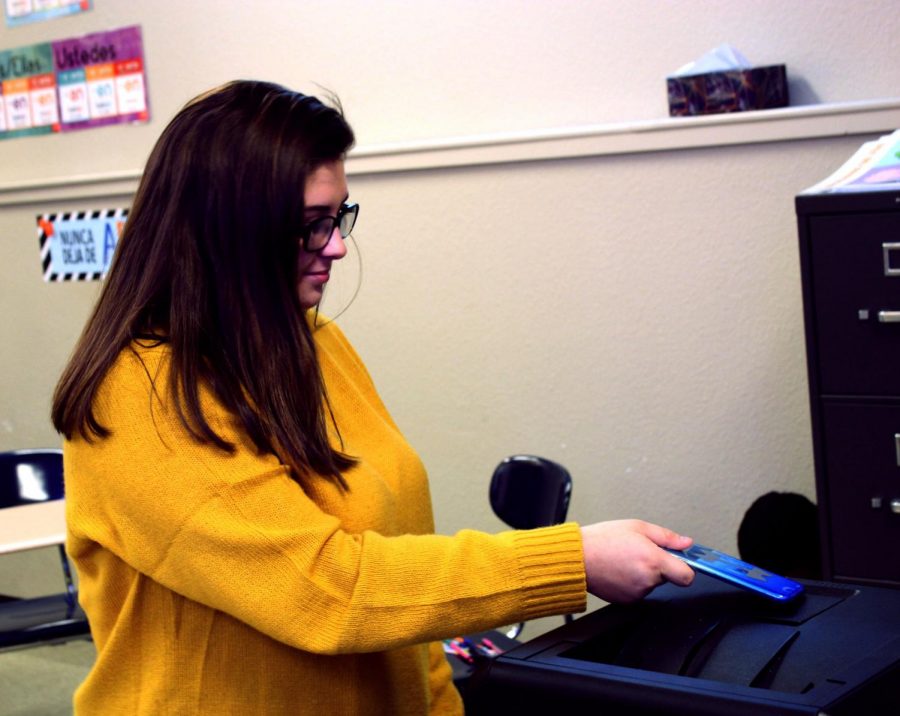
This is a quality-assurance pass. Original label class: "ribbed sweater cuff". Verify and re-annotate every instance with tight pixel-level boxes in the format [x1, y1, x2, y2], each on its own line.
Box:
[506, 522, 587, 620]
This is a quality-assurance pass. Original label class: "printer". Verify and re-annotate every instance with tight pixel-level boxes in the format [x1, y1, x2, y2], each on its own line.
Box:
[466, 574, 900, 715]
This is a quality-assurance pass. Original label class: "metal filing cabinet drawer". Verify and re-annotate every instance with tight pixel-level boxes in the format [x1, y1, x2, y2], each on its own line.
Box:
[809, 212, 900, 396]
[821, 402, 900, 583]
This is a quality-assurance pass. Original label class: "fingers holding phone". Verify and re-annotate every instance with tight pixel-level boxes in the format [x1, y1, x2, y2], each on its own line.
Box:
[580, 519, 694, 604]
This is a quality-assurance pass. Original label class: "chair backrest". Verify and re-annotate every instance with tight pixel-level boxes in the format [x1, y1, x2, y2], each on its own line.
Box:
[489, 455, 572, 530]
[488, 455, 575, 640]
[0, 449, 64, 509]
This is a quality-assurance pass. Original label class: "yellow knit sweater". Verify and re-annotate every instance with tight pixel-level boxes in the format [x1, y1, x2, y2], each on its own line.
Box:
[64, 317, 587, 715]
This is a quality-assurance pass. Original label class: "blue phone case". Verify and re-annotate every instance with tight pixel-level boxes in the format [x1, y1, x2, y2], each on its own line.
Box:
[666, 544, 805, 602]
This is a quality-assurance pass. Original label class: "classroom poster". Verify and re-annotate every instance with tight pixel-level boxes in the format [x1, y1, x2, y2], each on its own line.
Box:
[0, 41, 55, 137]
[0, 24, 148, 140]
[4, 0, 92, 28]
[37, 208, 128, 281]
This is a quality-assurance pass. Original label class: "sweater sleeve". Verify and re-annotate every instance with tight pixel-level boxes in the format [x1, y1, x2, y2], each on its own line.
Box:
[65, 347, 586, 656]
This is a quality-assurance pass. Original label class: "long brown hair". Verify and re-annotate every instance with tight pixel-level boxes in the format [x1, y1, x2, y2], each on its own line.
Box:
[52, 80, 356, 484]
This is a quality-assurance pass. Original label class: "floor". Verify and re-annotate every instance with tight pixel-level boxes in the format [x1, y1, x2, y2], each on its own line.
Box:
[0, 640, 94, 716]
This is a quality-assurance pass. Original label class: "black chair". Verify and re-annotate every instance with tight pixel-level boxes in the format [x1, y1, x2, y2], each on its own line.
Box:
[0, 449, 90, 651]
[490, 455, 572, 530]
[452, 455, 576, 693]
[489, 455, 574, 639]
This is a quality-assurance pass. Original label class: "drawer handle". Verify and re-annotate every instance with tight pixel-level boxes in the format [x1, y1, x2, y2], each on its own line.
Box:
[884, 242, 900, 276]
[878, 311, 900, 323]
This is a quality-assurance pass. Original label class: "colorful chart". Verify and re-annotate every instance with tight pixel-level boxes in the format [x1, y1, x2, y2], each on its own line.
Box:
[0, 24, 148, 140]
[4, 0, 93, 28]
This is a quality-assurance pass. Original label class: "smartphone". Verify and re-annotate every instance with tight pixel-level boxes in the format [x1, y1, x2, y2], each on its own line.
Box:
[666, 543, 805, 602]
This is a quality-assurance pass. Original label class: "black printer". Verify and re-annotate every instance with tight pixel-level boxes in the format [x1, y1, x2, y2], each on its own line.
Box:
[466, 574, 900, 715]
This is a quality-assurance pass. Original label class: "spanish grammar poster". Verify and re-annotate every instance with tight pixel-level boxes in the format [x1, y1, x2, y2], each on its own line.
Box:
[4, 0, 93, 28]
[0, 24, 149, 140]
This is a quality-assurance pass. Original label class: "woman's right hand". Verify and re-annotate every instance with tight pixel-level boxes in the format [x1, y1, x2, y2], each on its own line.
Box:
[580, 519, 695, 603]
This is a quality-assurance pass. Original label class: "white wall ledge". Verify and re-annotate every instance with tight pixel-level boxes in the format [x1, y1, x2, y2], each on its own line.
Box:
[2, 98, 899, 207]
[348, 98, 900, 173]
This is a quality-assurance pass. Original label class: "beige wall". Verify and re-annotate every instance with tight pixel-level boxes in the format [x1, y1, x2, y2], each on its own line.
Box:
[2, 0, 900, 183]
[1, 2, 899, 623]
[336, 133, 874, 626]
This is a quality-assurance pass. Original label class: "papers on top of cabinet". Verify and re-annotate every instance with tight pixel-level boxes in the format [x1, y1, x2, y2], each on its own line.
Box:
[802, 129, 900, 194]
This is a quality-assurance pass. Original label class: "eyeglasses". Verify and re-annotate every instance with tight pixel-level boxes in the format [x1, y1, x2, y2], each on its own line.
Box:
[298, 202, 359, 253]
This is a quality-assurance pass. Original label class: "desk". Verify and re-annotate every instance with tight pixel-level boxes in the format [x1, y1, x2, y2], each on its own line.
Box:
[0, 501, 66, 555]
[0, 498, 88, 649]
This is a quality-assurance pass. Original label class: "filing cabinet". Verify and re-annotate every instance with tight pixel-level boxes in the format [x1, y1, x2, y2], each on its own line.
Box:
[797, 188, 900, 587]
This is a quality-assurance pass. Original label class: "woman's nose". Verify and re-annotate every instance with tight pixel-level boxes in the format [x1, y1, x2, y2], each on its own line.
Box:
[321, 227, 348, 259]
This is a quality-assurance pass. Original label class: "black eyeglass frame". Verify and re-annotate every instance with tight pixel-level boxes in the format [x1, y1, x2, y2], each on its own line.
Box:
[298, 202, 359, 253]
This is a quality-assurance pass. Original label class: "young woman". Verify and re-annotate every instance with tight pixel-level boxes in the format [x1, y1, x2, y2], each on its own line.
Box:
[52, 80, 693, 715]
